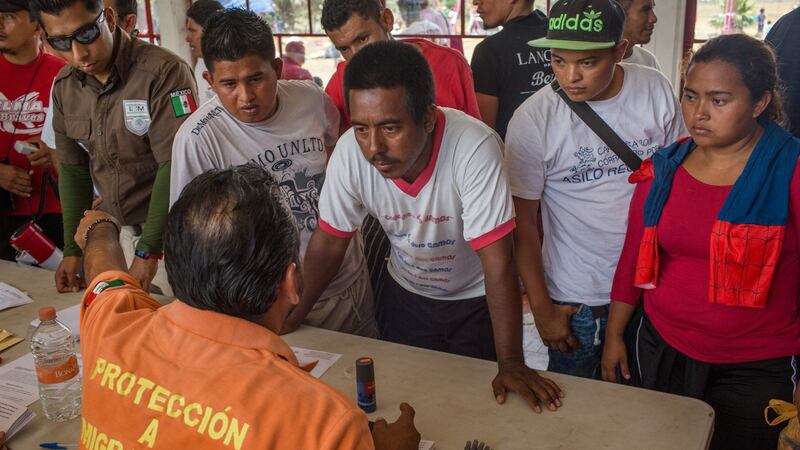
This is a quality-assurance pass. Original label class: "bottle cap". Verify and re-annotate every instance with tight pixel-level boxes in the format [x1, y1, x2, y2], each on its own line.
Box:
[38, 306, 56, 321]
[356, 357, 374, 381]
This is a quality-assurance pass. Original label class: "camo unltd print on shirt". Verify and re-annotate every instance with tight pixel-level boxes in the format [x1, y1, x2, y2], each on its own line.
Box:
[170, 80, 363, 297]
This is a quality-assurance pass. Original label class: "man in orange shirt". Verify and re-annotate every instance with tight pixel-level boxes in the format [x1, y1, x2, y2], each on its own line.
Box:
[74, 164, 420, 450]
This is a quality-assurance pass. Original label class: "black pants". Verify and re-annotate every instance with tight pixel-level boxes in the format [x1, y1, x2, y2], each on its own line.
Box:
[376, 269, 496, 361]
[0, 213, 64, 262]
[635, 314, 796, 450]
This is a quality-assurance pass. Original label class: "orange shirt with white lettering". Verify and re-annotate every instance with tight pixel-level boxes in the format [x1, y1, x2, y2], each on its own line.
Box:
[79, 271, 374, 450]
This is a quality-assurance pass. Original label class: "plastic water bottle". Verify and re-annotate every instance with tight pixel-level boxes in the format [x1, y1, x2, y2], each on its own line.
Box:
[31, 306, 81, 422]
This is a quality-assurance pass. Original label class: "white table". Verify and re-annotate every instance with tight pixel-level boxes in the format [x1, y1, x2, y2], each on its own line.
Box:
[0, 261, 714, 449]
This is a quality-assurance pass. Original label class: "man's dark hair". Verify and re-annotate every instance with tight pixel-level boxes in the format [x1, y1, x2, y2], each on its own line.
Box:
[201, 8, 275, 73]
[187, 0, 223, 28]
[344, 40, 434, 124]
[321, 0, 382, 32]
[30, 0, 103, 22]
[113, 0, 137, 18]
[165, 163, 299, 321]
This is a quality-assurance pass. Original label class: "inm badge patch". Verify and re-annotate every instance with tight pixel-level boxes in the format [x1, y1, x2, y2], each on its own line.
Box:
[123, 100, 151, 136]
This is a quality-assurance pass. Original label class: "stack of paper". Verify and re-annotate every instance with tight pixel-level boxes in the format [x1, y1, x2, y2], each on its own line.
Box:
[0, 353, 39, 406]
[0, 330, 23, 353]
[0, 354, 39, 441]
[0, 398, 35, 442]
[0, 282, 32, 312]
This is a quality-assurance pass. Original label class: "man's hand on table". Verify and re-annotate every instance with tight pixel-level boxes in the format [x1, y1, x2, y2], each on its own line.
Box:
[372, 403, 421, 450]
[492, 359, 563, 413]
[55, 255, 85, 293]
[128, 257, 157, 292]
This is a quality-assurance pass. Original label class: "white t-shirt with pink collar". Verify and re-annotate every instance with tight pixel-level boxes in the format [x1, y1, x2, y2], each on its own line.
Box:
[318, 107, 515, 301]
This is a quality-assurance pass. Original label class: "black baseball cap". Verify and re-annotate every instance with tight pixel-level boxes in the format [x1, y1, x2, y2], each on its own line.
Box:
[0, 0, 30, 13]
[530, 0, 625, 51]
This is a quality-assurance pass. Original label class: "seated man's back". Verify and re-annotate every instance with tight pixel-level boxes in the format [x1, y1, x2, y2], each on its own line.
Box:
[80, 272, 373, 450]
[73, 165, 420, 450]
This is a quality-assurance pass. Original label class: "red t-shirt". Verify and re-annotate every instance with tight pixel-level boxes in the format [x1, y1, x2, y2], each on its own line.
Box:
[611, 163, 800, 364]
[325, 38, 481, 130]
[0, 52, 65, 215]
[280, 56, 313, 81]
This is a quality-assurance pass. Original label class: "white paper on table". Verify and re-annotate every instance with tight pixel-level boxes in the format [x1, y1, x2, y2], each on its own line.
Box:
[0, 353, 83, 407]
[291, 347, 342, 379]
[0, 282, 33, 312]
[0, 397, 35, 441]
[30, 303, 81, 340]
[419, 440, 436, 450]
[0, 354, 38, 406]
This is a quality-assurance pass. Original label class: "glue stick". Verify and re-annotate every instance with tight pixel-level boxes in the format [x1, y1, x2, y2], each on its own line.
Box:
[356, 357, 376, 413]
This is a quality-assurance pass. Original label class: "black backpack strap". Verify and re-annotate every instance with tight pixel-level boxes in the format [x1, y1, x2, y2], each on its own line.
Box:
[550, 80, 642, 171]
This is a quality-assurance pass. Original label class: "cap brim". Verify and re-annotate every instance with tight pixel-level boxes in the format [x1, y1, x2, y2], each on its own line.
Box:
[528, 37, 616, 51]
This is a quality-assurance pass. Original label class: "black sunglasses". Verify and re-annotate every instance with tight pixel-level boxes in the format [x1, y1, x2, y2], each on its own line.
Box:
[46, 10, 105, 52]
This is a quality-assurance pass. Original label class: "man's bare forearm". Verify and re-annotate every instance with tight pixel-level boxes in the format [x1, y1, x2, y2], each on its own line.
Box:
[513, 198, 554, 313]
[83, 223, 127, 284]
[287, 229, 351, 324]
[479, 235, 525, 364]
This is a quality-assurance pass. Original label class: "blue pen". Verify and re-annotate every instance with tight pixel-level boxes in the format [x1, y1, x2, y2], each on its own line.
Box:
[40, 443, 79, 449]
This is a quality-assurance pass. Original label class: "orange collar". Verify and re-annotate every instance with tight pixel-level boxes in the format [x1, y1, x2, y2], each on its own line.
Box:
[160, 299, 300, 367]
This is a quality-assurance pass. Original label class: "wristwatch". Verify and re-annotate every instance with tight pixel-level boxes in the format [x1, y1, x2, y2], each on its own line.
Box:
[134, 249, 163, 260]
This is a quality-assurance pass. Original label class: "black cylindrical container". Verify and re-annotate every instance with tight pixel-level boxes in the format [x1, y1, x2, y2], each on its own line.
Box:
[356, 357, 376, 413]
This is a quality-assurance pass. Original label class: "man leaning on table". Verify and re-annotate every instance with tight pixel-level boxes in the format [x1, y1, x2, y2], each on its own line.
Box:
[72, 164, 420, 450]
[287, 40, 563, 413]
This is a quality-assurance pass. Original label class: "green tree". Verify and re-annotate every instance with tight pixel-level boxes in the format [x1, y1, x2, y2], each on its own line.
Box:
[274, 0, 296, 31]
[710, 0, 756, 32]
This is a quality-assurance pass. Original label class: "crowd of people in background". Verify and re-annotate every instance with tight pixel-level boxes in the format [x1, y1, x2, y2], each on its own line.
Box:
[1, 0, 800, 448]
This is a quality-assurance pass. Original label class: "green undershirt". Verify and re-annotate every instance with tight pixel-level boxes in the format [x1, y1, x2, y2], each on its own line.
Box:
[136, 161, 170, 255]
[59, 161, 171, 257]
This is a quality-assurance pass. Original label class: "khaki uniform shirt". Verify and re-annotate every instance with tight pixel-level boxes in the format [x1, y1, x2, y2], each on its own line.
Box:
[52, 28, 197, 225]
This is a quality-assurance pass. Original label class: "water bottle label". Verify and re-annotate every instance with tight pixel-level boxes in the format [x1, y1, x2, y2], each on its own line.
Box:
[36, 355, 79, 384]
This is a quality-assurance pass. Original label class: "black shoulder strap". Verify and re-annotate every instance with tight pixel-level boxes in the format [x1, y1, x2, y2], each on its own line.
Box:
[550, 80, 642, 171]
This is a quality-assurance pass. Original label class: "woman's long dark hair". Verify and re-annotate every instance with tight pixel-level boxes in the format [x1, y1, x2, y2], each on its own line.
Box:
[686, 34, 785, 126]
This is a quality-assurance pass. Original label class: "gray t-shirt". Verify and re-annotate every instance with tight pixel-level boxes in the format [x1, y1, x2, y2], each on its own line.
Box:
[171, 80, 363, 298]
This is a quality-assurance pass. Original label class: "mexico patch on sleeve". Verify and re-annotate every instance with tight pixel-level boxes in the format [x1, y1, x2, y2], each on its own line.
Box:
[85, 280, 125, 308]
[169, 88, 198, 117]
